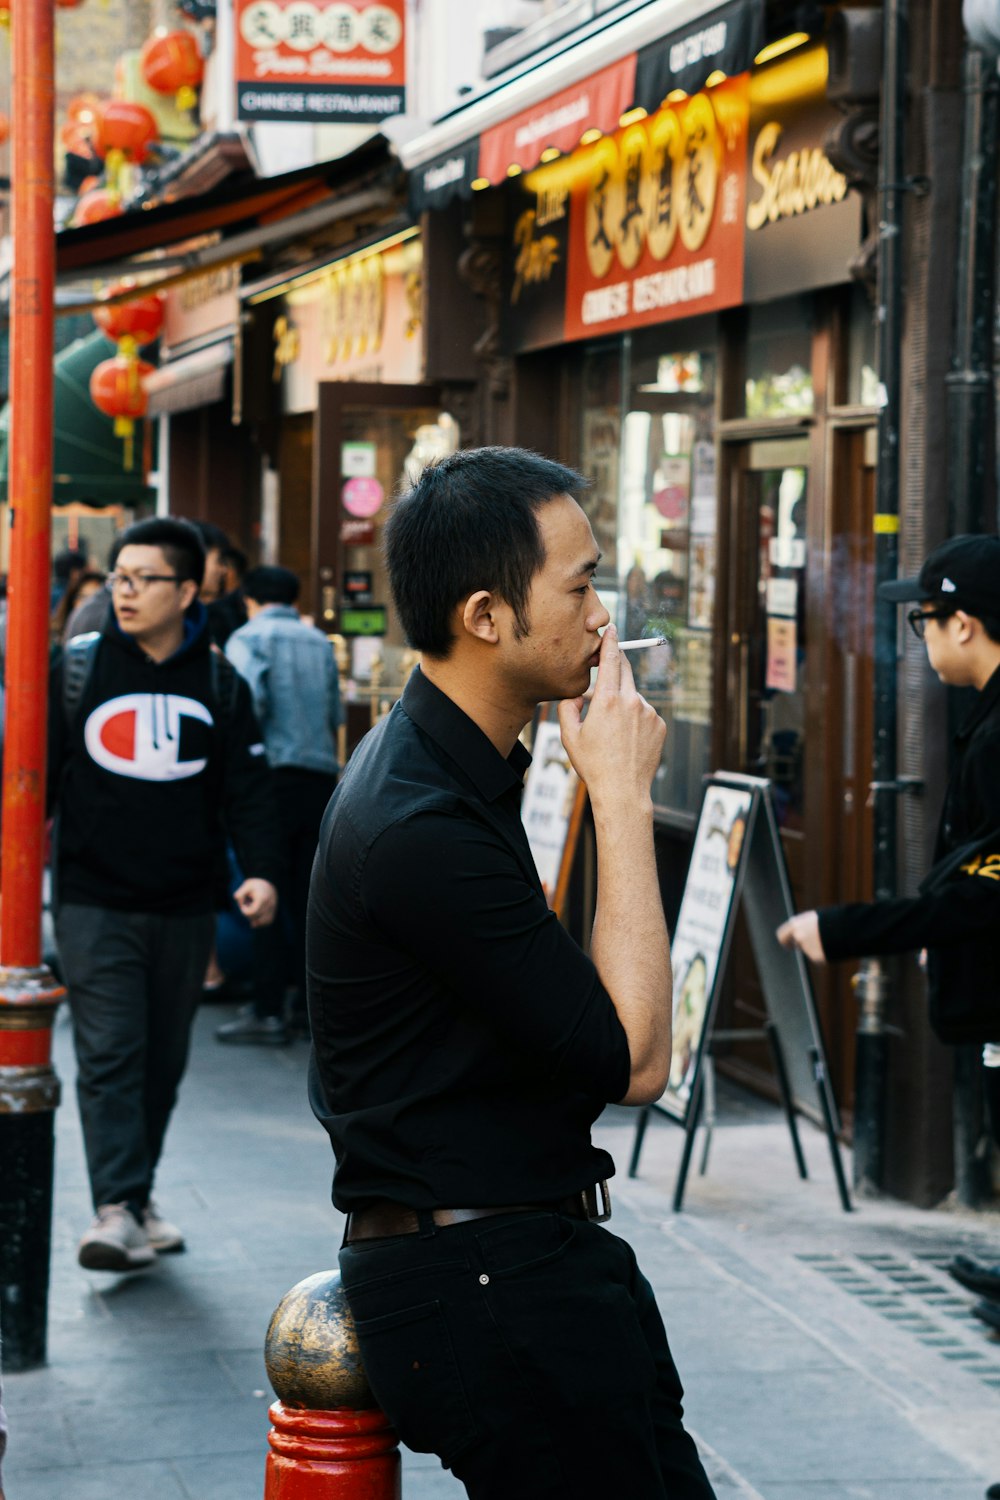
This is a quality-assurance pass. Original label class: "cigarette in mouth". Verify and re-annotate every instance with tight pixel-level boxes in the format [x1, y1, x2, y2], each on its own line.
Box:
[616, 636, 668, 650]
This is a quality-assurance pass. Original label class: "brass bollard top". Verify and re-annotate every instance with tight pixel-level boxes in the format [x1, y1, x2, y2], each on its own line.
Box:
[264, 1269, 378, 1411]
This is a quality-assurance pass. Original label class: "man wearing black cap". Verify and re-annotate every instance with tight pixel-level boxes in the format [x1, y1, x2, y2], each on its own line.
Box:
[778, 534, 1000, 1340]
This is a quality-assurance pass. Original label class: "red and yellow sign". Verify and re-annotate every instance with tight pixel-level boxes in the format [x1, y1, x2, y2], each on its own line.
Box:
[564, 73, 749, 339]
[480, 55, 636, 184]
[235, 0, 405, 123]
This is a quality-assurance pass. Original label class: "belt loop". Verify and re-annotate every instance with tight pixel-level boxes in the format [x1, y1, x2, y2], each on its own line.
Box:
[417, 1208, 437, 1238]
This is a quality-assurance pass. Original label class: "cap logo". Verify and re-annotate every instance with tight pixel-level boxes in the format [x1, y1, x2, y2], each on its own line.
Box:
[941, 577, 956, 592]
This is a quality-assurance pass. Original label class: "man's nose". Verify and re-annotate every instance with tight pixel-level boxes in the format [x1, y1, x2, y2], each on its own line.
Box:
[590, 595, 611, 631]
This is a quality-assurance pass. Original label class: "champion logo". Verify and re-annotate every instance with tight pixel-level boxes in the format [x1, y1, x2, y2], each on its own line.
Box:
[941, 577, 957, 592]
[84, 694, 214, 781]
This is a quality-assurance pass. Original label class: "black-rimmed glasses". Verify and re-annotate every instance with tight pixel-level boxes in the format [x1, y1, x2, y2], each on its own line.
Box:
[907, 607, 952, 640]
[106, 572, 181, 597]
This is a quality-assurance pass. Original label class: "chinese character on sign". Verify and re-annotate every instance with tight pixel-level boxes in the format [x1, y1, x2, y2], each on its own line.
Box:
[363, 4, 402, 51]
[240, 0, 282, 46]
[285, 3, 321, 51]
[324, 2, 357, 50]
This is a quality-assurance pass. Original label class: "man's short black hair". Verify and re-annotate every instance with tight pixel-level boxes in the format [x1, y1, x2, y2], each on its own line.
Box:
[242, 565, 300, 607]
[221, 545, 248, 579]
[384, 447, 588, 659]
[188, 519, 230, 555]
[54, 548, 87, 582]
[116, 517, 206, 588]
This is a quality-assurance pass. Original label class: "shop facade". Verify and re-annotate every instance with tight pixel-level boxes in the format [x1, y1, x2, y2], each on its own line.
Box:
[506, 43, 877, 1116]
[406, 25, 884, 1130]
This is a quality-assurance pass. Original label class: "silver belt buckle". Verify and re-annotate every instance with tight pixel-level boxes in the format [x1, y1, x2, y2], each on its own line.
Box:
[579, 1180, 612, 1223]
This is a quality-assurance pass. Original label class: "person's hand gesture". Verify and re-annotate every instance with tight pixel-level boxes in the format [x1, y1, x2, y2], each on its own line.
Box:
[235, 878, 278, 928]
[776, 910, 826, 964]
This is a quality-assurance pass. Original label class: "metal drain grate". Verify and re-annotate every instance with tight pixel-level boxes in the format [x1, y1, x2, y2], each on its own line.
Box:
[796, 1251, 1000, 1395]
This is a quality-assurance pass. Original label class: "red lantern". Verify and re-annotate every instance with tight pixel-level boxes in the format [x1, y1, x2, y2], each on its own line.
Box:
[73, 188, 122, 226]
[0, 113, 8, 147]
[90, 353, 154, 470]
[91, 100, 158, 165]
[140, 29, 204, 111]
[93, 288, 164, 348]
[67, 92, 102, 127]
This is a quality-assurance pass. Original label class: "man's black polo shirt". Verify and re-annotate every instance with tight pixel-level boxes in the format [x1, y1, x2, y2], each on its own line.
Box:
[307, 667, 631, 1212]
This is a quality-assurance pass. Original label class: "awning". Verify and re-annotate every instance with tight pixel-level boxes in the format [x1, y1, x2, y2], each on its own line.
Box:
[144, 339, 234, 417]
[404, 0, 765, 211]
[0, 331, 156, 506]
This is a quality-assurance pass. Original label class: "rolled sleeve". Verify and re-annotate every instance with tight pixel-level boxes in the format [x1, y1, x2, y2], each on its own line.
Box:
[362, 810, 631, 1102]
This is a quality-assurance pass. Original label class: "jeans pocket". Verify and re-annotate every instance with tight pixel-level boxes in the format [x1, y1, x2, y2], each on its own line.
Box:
[476, 1212, 574, 1276]
[352, 1299, 479, 1465]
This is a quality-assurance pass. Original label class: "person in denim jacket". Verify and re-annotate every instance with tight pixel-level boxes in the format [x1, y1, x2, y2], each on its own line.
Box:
[217, 565, 341, 1045]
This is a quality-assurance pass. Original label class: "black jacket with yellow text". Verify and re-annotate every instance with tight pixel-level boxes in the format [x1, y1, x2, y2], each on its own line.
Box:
[818, 664, 1000, 1044]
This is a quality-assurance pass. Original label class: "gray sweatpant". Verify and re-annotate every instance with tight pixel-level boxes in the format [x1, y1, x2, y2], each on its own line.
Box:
[54, 904, 214, 1214]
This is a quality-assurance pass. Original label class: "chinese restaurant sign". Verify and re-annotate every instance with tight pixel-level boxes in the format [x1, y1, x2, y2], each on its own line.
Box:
[236, 0, 406, 123]
[278, 235, 423, 414]
[507, 74, 750, 350]
[742, 45, 860, 301]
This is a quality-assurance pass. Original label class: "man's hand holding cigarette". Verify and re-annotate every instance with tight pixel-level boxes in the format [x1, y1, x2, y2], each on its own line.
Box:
[558, 624, 666, 805]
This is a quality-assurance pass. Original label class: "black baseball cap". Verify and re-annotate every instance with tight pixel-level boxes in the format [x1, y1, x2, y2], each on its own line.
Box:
[878, 533, 1000, 616]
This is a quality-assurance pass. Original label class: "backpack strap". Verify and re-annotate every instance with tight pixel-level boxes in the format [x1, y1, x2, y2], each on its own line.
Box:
[61, 632, 101, 729]
[62, 631, 238, 733]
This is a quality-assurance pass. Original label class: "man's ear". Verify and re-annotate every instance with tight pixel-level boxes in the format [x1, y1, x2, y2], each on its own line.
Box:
[180, 578, 200, 612]
[461, 589, 500, 645]
[954, 609, 976, 643]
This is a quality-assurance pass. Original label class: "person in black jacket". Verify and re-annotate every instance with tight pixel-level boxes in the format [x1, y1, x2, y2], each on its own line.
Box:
[777, 536, 1000, 1290]
[49, 517, 282, 1272]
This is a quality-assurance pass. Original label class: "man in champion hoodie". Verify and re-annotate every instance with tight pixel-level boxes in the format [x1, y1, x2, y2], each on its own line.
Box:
[48, 517, 282, 1271]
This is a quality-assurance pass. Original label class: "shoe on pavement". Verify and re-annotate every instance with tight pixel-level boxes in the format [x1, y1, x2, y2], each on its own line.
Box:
[972, 1298, 1000, 1333]
[143, 1201, 185, 1253]
[215, 1012, 289, 1045]
[948, 1254, 1000, 1301]
[78, 1204, 157, 1271]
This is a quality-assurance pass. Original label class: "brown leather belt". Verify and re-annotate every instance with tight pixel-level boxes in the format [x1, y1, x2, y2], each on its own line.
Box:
[344, 1181, 611, 1244]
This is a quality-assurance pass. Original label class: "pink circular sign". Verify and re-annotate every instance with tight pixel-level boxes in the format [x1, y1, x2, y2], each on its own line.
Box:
[342, 476, 384, 518]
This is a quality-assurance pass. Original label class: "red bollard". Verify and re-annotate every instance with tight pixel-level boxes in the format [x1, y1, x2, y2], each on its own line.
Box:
[266, 1404, 400, 1499]
[263, 1269, 400, 1500]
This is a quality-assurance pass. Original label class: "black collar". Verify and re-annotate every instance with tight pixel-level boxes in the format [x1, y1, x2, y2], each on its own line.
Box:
[957, 661, 1000, 740]
[400, 668, 531, 803]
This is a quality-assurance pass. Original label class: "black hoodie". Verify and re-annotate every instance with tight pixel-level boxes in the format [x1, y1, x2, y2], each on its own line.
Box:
[48, 605, 282, 914]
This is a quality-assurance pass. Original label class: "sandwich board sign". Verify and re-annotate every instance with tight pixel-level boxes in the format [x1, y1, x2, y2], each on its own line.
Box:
[629, 772, 850, 1212]
[521, 717, 587, 920]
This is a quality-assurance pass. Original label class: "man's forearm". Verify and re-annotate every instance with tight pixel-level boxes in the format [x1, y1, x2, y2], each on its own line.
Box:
[589, 795, 671, 1104]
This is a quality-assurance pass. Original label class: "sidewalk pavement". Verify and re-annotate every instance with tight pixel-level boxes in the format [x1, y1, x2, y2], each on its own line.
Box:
[3, 1002, 999, 1500]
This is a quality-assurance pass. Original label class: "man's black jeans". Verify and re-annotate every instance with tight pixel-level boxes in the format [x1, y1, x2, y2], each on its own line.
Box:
[339, 1210, 716, 1499]
[253, 767, 337, 1020]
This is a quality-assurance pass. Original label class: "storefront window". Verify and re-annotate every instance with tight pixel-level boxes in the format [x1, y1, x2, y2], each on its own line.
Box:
[583, 322, 719, 819]
[744, 296, 814, 417]
[846, 282, 879, 407]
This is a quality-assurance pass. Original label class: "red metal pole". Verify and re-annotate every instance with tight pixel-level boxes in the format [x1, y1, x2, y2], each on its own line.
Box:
[1, 0, 56, 932]
[0, 0, 64, 1373]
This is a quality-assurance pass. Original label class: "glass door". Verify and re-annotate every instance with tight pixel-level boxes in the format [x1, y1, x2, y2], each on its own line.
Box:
[726, 436, 811, 884]
[314, 381, 464, 754]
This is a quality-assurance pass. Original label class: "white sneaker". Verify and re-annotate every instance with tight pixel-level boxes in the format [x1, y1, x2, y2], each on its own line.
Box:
[143, 1201, 185, 1254]
[78, 1204, 157, 1271]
